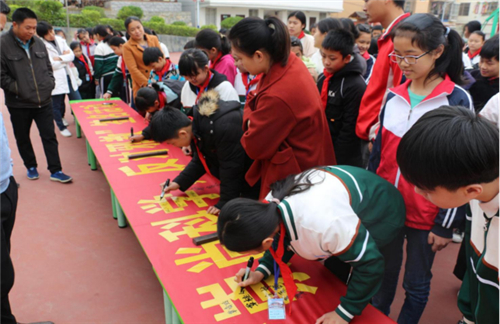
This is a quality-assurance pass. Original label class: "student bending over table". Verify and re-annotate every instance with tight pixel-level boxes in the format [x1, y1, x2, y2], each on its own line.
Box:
[218, 166, 406, 324]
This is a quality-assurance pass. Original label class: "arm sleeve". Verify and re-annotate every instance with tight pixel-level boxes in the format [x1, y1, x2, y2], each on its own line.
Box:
[59, 41, 75, 63]
[173, 144, 206, 191]
[122, 45, 148, 89]
[241, 96, 296, 160]
[367, 101, 387, 173]
[93, 46, 104, 79]
[0, 55, 17, 94]
[431, 205, 466, 238]
[106, 59, 123, 95]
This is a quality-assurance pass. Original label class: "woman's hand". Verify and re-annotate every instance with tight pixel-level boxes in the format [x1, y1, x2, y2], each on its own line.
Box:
[234, 269, 264, 287]
[315, 311, 349, 324]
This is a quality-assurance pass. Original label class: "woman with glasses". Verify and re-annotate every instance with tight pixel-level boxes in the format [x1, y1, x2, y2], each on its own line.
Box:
[368, 14, 472, 323]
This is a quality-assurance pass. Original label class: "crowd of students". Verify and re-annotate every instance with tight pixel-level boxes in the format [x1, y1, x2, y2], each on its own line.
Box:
[0, 1, 498, 324]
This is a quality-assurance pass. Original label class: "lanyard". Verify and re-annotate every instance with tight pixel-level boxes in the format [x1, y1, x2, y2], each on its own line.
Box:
[273, 261, 281, 296]
[195, 72, 214, 104]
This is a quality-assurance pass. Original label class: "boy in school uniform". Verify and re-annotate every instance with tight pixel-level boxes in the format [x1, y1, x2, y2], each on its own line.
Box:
[142, 47, 182, 83]
[317, 29, 366, 167]
[149, 90, 255, 214]
[469, 35, 499, 113]
[396, 106, 498, 324]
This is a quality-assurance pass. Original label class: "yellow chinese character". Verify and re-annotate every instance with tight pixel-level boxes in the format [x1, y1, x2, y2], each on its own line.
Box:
[106, 141, 160, 152]
[96, 130, 137, 143]
[141, 191, 219, 214]
[90, 118, 137, 126]
[119, 159, 185, 176]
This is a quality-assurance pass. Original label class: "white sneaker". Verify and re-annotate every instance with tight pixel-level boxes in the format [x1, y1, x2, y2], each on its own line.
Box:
[60, 128, 72, 137]
[62, 118, 69, 127]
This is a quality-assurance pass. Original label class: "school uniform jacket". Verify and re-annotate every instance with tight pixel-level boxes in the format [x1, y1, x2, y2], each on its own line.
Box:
[458, 196, 498, 324]
[73, 54, 94, 95]
[93, 40, 118, 80]
[369, 76, 473, 236]
[106, 56, 131, 98]
[173, 90, 249, 209]
[243, 53, 336, 198]
[80, 40, 96, 65]
[180, 69, 239, 109]
[363, 55, 376, 84]
[257, 166, 406, 322]
[356, 13, 410, 141]
[462, 52, 481, 70]
[317, 54, 366, 167]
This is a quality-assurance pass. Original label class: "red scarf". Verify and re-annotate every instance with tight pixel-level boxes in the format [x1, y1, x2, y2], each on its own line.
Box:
[195, 71, 213, 104]
[157, 59, 172, 81]
[361, 51, 370, 60]
[187, 116, 215, 178]
[210, 52, 223, 70]
[81, 40, 94, 64]
[241, 73, 263, 94]
[468, 48, 482, 59]
[321, 69, 334, 109]
[269, 222, 297, 315]
[78, 55, 92, 82]
[298, 30, 305, 39]
[158, 90, 166, 108]
[121, 58, 127, 81]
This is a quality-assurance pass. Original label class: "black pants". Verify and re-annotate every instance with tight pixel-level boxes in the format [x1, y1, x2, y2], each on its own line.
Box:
[8, 103, 62, 174]
[1, 176, 18, 324]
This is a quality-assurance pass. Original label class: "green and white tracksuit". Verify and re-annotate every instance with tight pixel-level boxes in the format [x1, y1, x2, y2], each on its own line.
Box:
[458, 194, 498, 324]
[257, 166, 406, 322]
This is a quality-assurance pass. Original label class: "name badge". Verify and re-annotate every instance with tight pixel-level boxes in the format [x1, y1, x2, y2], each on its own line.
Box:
[268, 297, 286, 320]
[85, 74, 90, 82]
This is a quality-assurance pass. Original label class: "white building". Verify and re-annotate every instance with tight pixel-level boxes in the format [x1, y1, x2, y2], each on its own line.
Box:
[178, 0, 343, 29]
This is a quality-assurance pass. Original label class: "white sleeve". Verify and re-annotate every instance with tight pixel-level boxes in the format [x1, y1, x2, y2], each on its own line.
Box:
[233, 70, 246, 96]
[160, 43, 170, 59]
[215, 81, 240, 102]
[462, 52, 472, 69]
[479, 93, 499, 127]
[58, 37, 75, 63]
[180, 81, 195, 108]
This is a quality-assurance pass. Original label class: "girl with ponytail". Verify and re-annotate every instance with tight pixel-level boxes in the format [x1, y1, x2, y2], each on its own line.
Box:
[93, 25, 119, 97]
[195, 28, 237, 85]
[218, 165, 406, 323]
[368, 13, 473, 322]
[228, 17, 336, 199]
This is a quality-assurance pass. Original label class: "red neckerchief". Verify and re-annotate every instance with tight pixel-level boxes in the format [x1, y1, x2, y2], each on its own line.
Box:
[187, 116, 214, 178]
[121, 58, 127, 81]
[468, 48, 482, 59]
[157, 59, 172, 81]
[241, 73, 263, 94]
[298, 30, 305, 39]
[489, 77, 499, 84]
[269, 222, 297, 315]
[195, 70, 213, 104]
[81, 40, 94, 64]
[361, 51, 370, 60]
[78, 55, 92, 81]
[210, 52, 223, 70]
[321, 69, 334, 109]
[158, 91, 166, 108]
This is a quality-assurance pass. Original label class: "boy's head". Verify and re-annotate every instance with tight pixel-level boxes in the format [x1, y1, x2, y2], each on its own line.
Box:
[135, 87, 162, 114]
[397, 105, 499, 209]
[356, 24, 372, 55]
[364, 0, 405, 25]
[70, 41, 82, 58]
[290, 36, 303, 58]
[479, 34, 499, 79]
[150, 107, 193, 147]
[320, 29, 354, 74]
[468, 30, 485, 53]
[143, 47, 166, 72]
[372, 25, 383, 38]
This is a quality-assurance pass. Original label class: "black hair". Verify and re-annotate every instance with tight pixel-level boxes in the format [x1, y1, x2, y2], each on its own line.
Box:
[229, 17, 290, 67]
[0, 1, 10, 15]
[85, 27, 94, 37]
[219, 28, 228, 36]
[108, 36, 125, 47]
[195, 28, 231, 56]
[357, 24, 371, 36]
[288, 11, 306, 29]
[143, 47, 164, 65]
[310, 22, 317, 30]
[135, 87, 159, 113]
[393, 0, 406, 9]
[290, 36, 303, 53]
[12, 7, 37, 24]
[94, 25, 113, 43]
[316, 18, 342, 34]
[150, 107, 192, 142]
[322, 29, 354, 57]
[464, 20, 482, 35]
[372, 25, 383, 32]
[178, 48, 209, 77]
[54, 28, 65, 37]
[480, 34, 499, 60]
[77, 28, 87, 37]
[184, 39, 195, 50]
[144, 27, 158, 37]
[125, 16, 142, 30]
[470, 30, 486, 41]
[70, 41, 81, 51]
[341, 18, 359, 39]
[397, 106, 499, 191]
[218, 170, 317, 252]
[36, 21, 52, 38]
[368, 37, 379, 55]
[393, 13, 464, 85]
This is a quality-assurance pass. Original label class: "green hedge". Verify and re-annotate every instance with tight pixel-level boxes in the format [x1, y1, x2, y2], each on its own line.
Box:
[200, 24, 218, 31]
[143, 21, 200, 37]
[117, 5, 143, 20]
[99, 18, 125, 31]
[81, 6, 105, 18]
[220, 16, 243, 29]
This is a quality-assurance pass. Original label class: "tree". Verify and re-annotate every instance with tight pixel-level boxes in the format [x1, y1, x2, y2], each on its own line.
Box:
[149, 16, 164, 24]
[82, 6, 106, 18]
[117, 6, 143, 20]
[220, 16, 243, 29]
[35, 0, 66, 26]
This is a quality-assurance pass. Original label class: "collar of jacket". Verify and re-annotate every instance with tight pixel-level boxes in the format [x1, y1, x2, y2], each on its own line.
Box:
[389, 74, 455, 106]
[9, 28, 35, 48]
[379, 12, 411, 42]
[256, 53, 298, 94]
[128, 34, 153, 52]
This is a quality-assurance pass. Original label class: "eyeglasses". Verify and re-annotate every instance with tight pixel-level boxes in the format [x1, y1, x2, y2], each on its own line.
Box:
[389, 51, 430, 65]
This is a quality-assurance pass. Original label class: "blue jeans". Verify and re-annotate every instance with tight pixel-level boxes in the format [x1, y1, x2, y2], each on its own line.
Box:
[66, 75, 81, 116]
[51, 94, 66, 131]
[372, 226, 436, 324]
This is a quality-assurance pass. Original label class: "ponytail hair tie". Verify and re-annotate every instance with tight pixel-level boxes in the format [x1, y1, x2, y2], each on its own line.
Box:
[265, 20, 276, 31]
[445, 27, 450, 38]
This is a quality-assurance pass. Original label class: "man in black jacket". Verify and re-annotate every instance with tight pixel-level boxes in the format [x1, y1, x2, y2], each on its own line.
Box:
[0, 8, 71, 183]
[150, 90, 255, 215]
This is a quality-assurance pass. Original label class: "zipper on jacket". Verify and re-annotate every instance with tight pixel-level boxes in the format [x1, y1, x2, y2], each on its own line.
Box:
[394, 104, 414, 188]
[28, 59, 42, 107]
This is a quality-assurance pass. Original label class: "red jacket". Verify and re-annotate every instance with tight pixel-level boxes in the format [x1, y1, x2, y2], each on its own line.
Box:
[242, 54, 336, 198]
[355, 13, 410, 141]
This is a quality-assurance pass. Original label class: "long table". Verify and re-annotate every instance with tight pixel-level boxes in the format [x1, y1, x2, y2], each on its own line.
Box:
[70, 98, 395, 324]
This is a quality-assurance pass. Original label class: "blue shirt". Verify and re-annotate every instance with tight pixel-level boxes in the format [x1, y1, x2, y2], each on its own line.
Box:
[15, 36, 31, 57]
[0, 112, 13, 193]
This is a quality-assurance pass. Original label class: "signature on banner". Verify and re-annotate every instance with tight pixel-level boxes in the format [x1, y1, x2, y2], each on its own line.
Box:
[140, 191, 219, 214]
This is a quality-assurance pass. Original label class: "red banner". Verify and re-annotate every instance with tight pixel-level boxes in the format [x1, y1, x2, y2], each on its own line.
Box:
[71, 99, 395, 324]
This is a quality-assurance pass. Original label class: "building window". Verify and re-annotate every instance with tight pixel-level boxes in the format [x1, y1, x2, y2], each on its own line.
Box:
[319, 12, 327, 20]
[485, 2, 498, 16]
[249, 9, 258, 17]
[236, 14, 245, 18]
[458, 3, 470, 16]
[221, 14, 230, 22]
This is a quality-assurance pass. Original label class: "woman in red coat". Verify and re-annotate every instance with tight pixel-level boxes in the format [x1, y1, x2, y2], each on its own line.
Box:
[229, 17, 336, 198]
